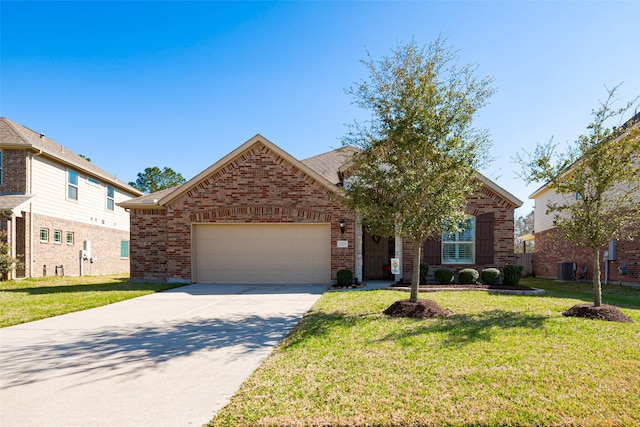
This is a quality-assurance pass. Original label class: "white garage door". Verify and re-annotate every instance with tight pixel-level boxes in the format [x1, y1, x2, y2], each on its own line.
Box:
[193, 223, 331, 284]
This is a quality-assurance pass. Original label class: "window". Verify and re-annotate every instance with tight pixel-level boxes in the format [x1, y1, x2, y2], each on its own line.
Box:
[442, 216, 475, 264]
[107, 186, 115, 211]
[53, 230, 62, 244]
[66, 232, 74, 245]
[40, 228, 49, 242]
[88, 177, 100, 185]
[120, 240, 129, 258]
[68, 170, 79, 200]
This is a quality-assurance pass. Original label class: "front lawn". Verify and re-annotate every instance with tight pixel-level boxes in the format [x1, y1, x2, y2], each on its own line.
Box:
[0, 275, 182, 327]
[210, 277, 640, 427]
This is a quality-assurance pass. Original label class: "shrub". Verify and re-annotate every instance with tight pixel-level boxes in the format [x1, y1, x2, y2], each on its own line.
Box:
[336, 269, 354, 286]
[434, 268, 454, 285]
[0, 231, 21, 280]
[481, 268, 501, 285]
[503, 264, 524, 285]
[458, 268, 479, 284]
[419, 263, 429, 284]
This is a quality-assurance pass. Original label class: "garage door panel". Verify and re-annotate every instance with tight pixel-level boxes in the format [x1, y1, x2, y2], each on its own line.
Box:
[193, 224, 331, 284]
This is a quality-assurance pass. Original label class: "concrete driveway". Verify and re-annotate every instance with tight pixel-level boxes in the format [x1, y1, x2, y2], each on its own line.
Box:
[0, 283, 325, 427]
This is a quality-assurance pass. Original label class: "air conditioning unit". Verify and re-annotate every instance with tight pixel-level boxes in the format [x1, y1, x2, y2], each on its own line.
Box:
[557, 262, 575, 281]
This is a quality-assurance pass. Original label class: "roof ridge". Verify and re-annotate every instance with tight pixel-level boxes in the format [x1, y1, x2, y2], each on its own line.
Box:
[0, 117, 32, 146]
[0, 117, 143, 196]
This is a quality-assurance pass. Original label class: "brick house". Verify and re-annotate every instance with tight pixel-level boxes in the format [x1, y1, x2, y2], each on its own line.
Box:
[121, 135, 522, 284]
[0, 117, 143, 278]
[530, 112, 640, 285]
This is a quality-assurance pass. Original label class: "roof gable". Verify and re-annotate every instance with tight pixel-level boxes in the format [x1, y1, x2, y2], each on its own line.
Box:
[0, 117, 142, 196]
[155, 134, 342, 207]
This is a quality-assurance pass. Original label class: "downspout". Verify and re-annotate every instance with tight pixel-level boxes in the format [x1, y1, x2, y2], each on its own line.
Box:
[28, 150, 42, 278]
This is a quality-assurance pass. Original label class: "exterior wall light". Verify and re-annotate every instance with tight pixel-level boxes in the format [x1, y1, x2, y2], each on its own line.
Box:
[339, 219, 346, 234]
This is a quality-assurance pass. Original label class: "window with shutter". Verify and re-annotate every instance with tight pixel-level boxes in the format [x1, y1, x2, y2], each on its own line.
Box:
[442, 216, 475, 264]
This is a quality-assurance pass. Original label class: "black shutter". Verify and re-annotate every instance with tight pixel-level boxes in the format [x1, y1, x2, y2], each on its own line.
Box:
[423, 237, 442, 265]
[475, 212, 494, 265]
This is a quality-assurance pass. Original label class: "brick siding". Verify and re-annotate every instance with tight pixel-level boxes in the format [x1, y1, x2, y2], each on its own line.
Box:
[27, 213, 130, 277]
[129, 143, 518, 284]
[0, 149, 28, 193]
[535, 228, 640, 285]
[403, 183, 518, 280]
[129, 143, 355, 282]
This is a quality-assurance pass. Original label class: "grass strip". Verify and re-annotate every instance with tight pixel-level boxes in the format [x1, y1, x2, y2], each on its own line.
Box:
[0, 275, 182, 327]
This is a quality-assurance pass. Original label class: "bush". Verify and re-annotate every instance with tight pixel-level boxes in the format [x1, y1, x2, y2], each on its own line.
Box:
[503, 264, 524, 285]
[434, 268, 454, 285]
[481, 268, 501, 285]
[419, 263, 429, 284]
[336, 269, 354, 286]
[0, 231, 21, 280]
[458, 268, 479, 284]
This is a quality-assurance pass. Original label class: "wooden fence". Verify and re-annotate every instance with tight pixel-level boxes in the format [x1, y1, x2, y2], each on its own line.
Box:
[513, 253, 535, 277]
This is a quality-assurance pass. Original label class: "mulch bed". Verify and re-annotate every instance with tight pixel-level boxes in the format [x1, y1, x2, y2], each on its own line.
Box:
[383, 299, 452, 319]
[390, 283, 535, 291]
[562, 303, 634, 323]
[328, 283, 367, 290]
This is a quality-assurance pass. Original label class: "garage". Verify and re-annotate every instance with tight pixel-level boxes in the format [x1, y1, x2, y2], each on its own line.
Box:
[192, 223, 331, 284]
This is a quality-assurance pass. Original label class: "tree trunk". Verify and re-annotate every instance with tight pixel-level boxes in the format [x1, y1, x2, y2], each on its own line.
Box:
[410, 239, 422, 303]
[592, 247, 602, 307]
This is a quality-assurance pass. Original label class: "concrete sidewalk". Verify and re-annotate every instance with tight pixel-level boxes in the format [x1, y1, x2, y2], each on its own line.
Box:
[0, 284, 325, 427]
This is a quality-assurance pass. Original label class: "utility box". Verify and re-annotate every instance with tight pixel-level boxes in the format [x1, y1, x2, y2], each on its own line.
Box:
[557, 262, 575, 281]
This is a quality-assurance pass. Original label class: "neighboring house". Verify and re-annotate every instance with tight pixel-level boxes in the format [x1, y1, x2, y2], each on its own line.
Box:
[120, 135, 522, 285]
[0, 118, 143, 279]
[530, 112, 640, 284]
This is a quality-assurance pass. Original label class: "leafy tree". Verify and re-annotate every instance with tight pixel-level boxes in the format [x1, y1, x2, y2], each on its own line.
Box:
[343, 37, 495, 303]
[0, 231, 22, 280]
[129, 166, 186, 194]
[516, 85, 640, 307]
[514, 210, 534, 253]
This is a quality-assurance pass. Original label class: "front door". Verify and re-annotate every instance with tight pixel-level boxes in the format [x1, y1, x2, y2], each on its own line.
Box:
[363, 230, 390, 280]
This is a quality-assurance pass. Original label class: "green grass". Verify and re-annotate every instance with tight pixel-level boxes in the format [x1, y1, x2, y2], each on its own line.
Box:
[0, 275, 182, 327]
[210, 278, 640, 427]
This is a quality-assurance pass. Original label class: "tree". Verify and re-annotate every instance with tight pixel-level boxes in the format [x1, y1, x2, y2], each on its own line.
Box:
[514, 210, 534, 253]
[343, 37, 495, 303]
[0, 231, 22, 280]
[129, 166, 186, 194]
[516, 85, 640, 307]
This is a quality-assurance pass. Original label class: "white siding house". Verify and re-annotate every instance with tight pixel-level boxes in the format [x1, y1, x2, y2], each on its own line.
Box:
[0, 117, 143, 278]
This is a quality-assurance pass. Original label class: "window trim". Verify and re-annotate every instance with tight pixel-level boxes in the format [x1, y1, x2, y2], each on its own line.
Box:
[120, 240, 129, 259]
[106, 185, 115, 211]
[67, 169, 79, 201]
[442, 216, 476, 264]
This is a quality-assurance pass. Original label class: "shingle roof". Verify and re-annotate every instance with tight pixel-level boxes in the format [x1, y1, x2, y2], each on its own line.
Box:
[117, 186, 176, 208]
[0, 193, 35, 215]
[300, 146, 359, 184]
[0, 117, 142, 196]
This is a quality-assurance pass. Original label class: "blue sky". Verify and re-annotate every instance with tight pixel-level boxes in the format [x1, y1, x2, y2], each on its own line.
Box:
[2, 1, 639, 215]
